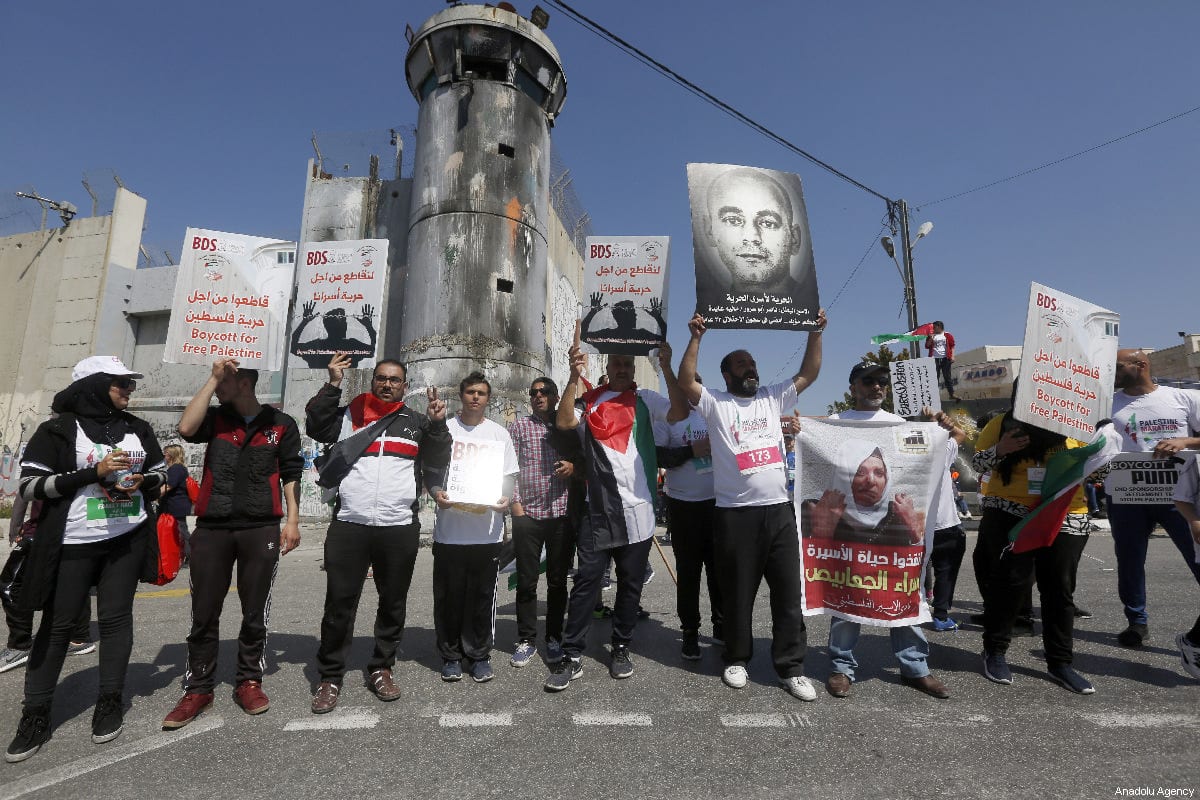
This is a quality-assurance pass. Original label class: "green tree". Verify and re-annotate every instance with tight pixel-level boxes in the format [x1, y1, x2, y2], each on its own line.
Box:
[825, 344, 909, 415]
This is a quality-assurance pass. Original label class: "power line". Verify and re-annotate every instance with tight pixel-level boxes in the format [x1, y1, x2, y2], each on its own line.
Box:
[918, 103, 1200, 208]
[545, 0, 892, 203]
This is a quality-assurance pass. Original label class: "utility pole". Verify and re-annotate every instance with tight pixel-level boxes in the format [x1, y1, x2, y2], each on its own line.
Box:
[897, 199, 920, 359]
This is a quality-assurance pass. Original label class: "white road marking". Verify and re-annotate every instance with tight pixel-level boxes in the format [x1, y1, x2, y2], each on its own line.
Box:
[720, 713, 789, 728]
[438, 713, 514, 727]
[572, 712, 652, 726]
[0, 716, 224, 800]
[1082, 712, 1200, 729]
[283, 709, 380, 731]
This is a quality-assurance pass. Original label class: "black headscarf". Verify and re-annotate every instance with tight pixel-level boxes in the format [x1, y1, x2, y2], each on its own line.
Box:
[50, 372, 135, 446]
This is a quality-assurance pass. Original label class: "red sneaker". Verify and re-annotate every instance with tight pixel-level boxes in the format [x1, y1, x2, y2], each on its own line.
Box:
[233, 680, 270, 715]
[162, 692, 214, 730]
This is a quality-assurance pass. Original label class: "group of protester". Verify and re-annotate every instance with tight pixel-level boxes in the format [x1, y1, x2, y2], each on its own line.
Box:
[3, 326, 1198, 764]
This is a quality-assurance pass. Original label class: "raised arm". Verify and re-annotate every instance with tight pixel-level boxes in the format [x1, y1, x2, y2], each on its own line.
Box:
[557, 322, 585, 431]
[656, 341, 688, 423]
[677, 313, 706, 407]
[179, 359, 236, 438]
[791, 308, 827, 395]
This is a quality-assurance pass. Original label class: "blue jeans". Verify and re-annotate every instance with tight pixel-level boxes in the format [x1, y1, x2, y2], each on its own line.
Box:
[1107, 500, 1200, 625]
[828, 617, 930, 679]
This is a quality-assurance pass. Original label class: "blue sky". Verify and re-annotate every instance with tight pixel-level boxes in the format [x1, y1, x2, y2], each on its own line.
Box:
[4, 1, 1197, 413]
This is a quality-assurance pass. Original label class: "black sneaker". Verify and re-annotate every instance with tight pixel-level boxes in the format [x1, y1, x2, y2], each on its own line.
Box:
[91, 691, 124, 744]
[1073, 606, 1094, 619]
[1048, 663, 1095, 695]
[681, 630, 701, 661]
[1118, 623, 1149, 648]
[544, 658, 582, 692]
[982, 651, 1012, 685]
[5, 704, 51, 763]
[609, 645, 634, 679]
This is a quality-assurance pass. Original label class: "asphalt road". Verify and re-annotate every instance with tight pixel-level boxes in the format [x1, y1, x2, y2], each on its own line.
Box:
[1, 519, 1197, 800]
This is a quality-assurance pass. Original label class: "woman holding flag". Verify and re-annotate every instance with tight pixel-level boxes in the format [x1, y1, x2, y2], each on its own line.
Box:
[971, 401, 1111, 695]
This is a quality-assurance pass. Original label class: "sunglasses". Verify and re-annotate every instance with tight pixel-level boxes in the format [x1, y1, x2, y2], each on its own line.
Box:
[859, 376, 889, 387]
[372, 375, 406, 385]
[529, 388, 555, 397]
[112, 378, 137, 390]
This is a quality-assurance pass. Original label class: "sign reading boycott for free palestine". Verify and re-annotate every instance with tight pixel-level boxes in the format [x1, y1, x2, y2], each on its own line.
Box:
[580, 236, 669, 356]
[165, 228, 295, 371]
[1014, 282, 1119, 439]
[289, 239, 387, 369]
[890, 357, 940, 417]
[1104, 453, 1184, 504]
[795, 418, 948, 627]
[687, 162, 820, 331]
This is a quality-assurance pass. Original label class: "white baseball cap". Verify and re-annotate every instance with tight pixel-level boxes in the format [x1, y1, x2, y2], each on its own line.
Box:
[72, 356, 144, 382]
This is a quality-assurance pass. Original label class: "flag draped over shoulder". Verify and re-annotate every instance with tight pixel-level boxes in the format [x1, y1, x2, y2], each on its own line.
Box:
[871, 323, 936, 346]
[1008, 426, 1124, 553]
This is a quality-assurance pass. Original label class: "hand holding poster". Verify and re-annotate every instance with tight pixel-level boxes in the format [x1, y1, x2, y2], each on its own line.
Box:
[165, 228, 295, 371]
[581, 237, 669, 355]
[290, 239, 387, 368]
[1015, 283, 1119, 438]
[891, 357, 940, 417]
[687, 162, 820, 330]
[795, 418, 948, 626]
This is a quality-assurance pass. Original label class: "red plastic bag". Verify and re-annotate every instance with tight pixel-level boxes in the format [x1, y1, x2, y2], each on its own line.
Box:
[185, 475, 200, 504]
[148, 514, 184, 586]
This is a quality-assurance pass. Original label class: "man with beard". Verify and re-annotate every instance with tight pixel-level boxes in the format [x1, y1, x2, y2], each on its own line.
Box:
[303, 354, 449, 712]
[676, 310, 826, 701]
[1106, 348, 1200, 648]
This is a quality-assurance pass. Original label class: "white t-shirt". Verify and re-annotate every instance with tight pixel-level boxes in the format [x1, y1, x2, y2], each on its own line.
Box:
[929, 333, 948, 358]
[434, 416, 519, 545]
[1170, 457, 1200, 564]
[64, 424, 149, 545]
[1108, 386, 1200, 493]
[663, 409, 715, 502]
[696, 381, 797, 508]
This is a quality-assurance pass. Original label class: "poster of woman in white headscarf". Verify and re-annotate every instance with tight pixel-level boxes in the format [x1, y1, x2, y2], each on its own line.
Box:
[795, 418, 948, 626]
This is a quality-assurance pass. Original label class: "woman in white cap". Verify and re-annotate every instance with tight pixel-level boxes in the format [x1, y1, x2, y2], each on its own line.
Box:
[5, 356, 166, 762]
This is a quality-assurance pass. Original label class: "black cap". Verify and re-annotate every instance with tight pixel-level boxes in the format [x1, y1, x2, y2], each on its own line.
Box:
[849, 361, 889, 383]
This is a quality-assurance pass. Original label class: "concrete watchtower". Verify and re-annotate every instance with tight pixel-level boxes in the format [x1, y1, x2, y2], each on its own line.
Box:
[401, 3, 567, 414]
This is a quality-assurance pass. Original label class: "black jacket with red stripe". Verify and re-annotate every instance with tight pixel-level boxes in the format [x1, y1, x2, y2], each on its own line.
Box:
[305, 384, 450, 527]
[183, 404, 303, 529]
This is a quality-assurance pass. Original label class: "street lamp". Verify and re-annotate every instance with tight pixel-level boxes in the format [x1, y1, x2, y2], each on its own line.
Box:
[879, 202, 933, 358]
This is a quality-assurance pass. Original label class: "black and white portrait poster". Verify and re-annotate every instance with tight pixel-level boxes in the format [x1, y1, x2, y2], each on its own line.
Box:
[795, 418, 948, 626]
[290, 239, 387, 369]
[687, 163, 820, 330]
[581, 236, 669, 355]
[891, 357, 940, 417]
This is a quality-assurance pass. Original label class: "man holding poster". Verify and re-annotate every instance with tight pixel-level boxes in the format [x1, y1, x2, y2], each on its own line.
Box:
[1106, 348, 1200, 648]
[303, 355, 449, 713]
[676, 310, 826, 701]
[804, 361, 951, 700]
[430, 372, 518, 684]
[687, 163, 820, 331]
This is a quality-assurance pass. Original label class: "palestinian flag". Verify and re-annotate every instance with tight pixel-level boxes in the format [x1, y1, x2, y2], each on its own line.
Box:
[1008, 426, 1124, 554]
[871, 323, 936, 347]
[578, 384, 659, 548]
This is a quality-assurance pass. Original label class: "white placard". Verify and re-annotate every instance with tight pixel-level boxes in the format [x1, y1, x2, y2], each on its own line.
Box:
[1104, 453, 1182, 504]
[290, 239, 387, 369]
[580, 236, 669, 355]
[891, 357, 940, 417]
[1014, 282, 1119, 438]
[165, 228, 295, 370]
[445, 437, 505, 506]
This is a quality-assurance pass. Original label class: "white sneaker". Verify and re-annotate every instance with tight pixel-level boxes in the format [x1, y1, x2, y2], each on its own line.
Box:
[780, 675, 818, 701]
[722, 665, 748, 689]
[1177, 633, 1200, 681]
